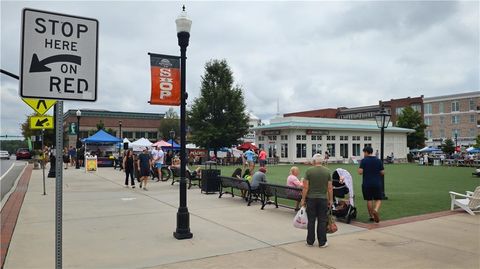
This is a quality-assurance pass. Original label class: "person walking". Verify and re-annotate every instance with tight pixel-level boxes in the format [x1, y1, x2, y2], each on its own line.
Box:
[301, 154, 333, 248]
[258, 148, 267, 168]
[358, 146, 385, 223]
[244, 148, 256, 172]
[137, 148, 151, 190]
[123, 150, 135, 188]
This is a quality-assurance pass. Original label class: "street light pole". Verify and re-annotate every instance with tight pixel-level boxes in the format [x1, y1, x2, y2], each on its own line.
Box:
[75, 110, 81, 169]
[118, 120, 122, 169]
[375, 107, 391, 200]
[173, 5, 193, 240]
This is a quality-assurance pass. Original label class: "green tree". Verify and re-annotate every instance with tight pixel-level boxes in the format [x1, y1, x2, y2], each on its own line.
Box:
[188, 59, 249, 155]
[441, 138, 455, 155]
[158, 107, 180, 140]
[96, 120, 105, 130]
[474, 135, 480, 148]
[397, 106, 427, 149]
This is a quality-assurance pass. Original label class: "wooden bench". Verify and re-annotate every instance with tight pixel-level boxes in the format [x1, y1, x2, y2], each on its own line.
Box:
[259, 182, 302, 210]
[218, 176, 259, 206]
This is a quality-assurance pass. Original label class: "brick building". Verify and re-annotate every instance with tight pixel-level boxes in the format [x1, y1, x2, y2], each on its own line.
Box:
[380, 96, 424, 125]
[423, 91, 479, 147]
[63, 109, 164, 148]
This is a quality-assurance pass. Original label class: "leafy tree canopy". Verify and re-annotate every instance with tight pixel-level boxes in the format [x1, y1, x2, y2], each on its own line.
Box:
[188, 59, 249, 152]
[397, 106, 427, 149]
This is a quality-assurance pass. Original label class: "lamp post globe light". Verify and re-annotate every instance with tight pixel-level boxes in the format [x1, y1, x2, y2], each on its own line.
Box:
[375, 107, 391, 200]
[75, 110, 82, 169]
[173, 5, 193, 240]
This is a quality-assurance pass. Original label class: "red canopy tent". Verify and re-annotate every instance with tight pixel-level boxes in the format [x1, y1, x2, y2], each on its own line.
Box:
[237, 142, 257, 151]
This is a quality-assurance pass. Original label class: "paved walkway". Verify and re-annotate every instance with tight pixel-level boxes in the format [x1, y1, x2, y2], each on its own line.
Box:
[3, 166, 479, 268]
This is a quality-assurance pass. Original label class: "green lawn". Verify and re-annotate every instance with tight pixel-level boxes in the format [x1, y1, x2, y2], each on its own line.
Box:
[212, 163, 479, 222]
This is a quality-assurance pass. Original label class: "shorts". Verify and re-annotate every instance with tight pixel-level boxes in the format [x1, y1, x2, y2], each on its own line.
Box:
[362, 185, 382, 200]
[247, 160, 254, 165]
[140, 167, 150, 177]
[155, 162, 163, 169]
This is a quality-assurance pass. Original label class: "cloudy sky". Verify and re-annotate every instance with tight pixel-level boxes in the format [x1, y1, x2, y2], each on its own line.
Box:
[1, 1, 479, 137]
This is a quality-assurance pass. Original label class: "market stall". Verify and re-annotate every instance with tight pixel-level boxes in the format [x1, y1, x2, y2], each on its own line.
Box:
[82, 130, 122, 167]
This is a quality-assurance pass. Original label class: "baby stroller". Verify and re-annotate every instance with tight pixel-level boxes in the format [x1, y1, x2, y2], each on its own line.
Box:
[331, 168, 357, 224]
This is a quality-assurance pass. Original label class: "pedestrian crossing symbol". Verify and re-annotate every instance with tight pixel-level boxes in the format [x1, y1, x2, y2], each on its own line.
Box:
[22, 98, 57, 115]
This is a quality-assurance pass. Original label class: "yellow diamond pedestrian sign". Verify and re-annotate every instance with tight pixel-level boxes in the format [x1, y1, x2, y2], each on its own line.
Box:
[30, 115, 54, 129]
[22, 98, 56, 115]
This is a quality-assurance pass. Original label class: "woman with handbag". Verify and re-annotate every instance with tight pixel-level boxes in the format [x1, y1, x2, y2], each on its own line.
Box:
[300, 154, 333, 248]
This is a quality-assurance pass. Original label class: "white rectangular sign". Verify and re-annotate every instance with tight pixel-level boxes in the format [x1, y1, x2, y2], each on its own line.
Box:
[20, 8, 98, 101]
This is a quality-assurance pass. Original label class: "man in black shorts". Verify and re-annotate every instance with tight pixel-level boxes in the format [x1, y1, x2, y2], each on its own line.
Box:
[137, 148, 151, 191]
[358, 146, 384, 223]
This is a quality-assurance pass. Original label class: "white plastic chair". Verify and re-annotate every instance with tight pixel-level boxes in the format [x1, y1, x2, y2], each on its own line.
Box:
[449, 186, 480, 215]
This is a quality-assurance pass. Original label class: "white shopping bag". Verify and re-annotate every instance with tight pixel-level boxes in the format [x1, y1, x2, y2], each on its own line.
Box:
[293, 206, 308, 229]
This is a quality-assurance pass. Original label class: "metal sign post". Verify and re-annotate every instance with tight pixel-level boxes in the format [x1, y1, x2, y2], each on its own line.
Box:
[42, 129, 46, 195]
[55, 101, 63, 268]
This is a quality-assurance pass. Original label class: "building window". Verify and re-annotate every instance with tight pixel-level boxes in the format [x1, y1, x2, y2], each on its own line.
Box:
[470, 114, 476, 123]
[439, 102, 444, 113]
[123, 131, 133, 139]
[439, 129, 445, 138]
[364, 136, 372, 141]
[296, 143, 306, 158]
[311, 135, 322, 141]
[352, 136, 360, 141]
[281, 143, 288, 158]
[424, 103, 432, 114]
[312, 144, 322, 156]
[396, 107, 405, 116]
[135, 131, 145, 138]
[424, 117, 431, 126]
[469, 129, 476, 137]
[340, 136, 348, 141]
[258, 136, 265, 141]
[258, 144, 264, 150]
[352, 144, 361, 156]
[326, 144, 336, 157]
[451, 101, 460, 112]
[280, 135, 288, 140]
[268, 135, 277, 141]
[426, 130, 432, 139]
[440, 116, 445, 124]
[147, 132, 157, 140]
[340, 143, 349, 158]
[452, 129, 460, 138]
[296, 135, 306, 141]
[469, 99, 475, 111]
[411, 104, 421, 113]
[451, 115, 460, 124]
[327, 135, 336, 141]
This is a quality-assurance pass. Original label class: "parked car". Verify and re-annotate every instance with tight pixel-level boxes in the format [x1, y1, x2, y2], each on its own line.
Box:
[16, 148, 32, 160]
[0, 150, 10, 160]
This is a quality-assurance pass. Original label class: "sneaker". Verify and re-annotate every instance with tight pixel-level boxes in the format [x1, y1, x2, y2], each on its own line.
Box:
[143, 187, 148, 191]
[131, 185, 135, 188]
[319, 242, 329, 248]
[139, 183, 142, 188]
[306, 243, 314, 247]
[369, 217, 374, 222]
[372, 210, 380, 223]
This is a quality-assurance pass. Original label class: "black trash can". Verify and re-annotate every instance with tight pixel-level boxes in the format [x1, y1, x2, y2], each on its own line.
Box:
[201, 161, 221, 194]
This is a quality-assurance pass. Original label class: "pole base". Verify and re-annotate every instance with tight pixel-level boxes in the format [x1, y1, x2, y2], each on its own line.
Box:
[173, 208, 193, 240]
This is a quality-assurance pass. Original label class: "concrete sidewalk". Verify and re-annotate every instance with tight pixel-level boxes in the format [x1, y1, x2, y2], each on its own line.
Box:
[4, 166, 479, 269]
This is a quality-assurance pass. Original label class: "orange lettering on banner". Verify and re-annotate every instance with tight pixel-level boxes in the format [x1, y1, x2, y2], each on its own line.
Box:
[150, 66, 181, 106]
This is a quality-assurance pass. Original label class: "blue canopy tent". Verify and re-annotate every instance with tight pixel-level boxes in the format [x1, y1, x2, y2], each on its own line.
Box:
[83, 129, 122, 143]
[83, 130, 122, 167]
[466, 147, 480, 154]
[165, 139, 180, 150]
[419, 146, 442, 153]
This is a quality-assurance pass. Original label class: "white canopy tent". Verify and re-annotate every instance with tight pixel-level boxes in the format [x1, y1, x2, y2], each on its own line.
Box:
[129, 138, 153, 152]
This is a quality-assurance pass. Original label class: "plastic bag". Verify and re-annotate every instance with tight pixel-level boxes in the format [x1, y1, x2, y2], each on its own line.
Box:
[293, 206, 308, 229]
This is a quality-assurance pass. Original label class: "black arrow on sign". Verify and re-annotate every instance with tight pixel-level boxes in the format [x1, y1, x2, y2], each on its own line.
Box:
[37, 100, 47, 110]
[29, 53, 82, 73]
[35, 118, 49, 127]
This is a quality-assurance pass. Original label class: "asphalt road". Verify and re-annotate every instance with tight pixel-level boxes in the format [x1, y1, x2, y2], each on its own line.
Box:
[0, 156, 16, 176]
